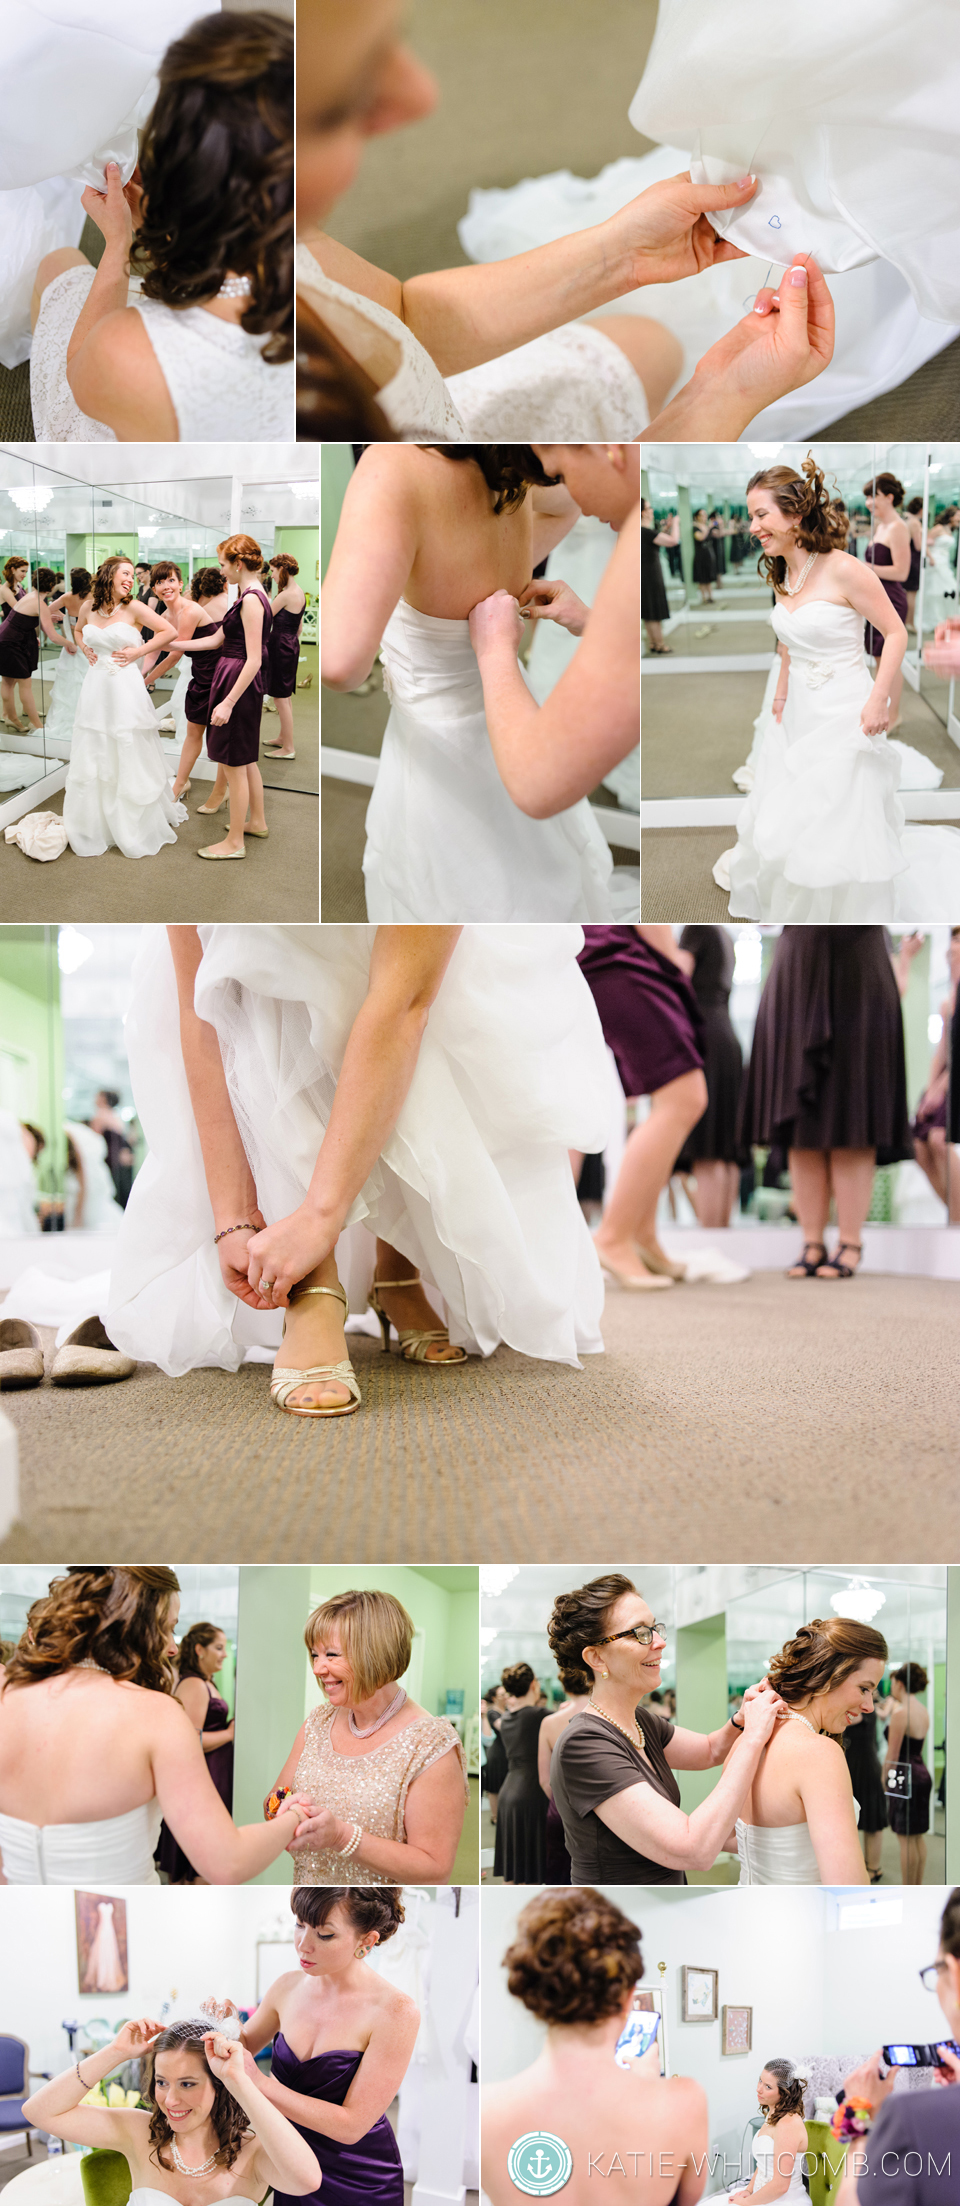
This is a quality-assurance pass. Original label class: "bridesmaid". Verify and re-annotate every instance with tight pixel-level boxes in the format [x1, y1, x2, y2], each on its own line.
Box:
[537, 1668, 591, 1882]
[234, 1886, 416, 2206]
[159, 1621, 235, 1883]
[180, 533, 271, 859]
[146, 566, 230, 806]
[263, 553, 306, 761]
[863, 474, 911, 731]
[0, 566, 62, 733]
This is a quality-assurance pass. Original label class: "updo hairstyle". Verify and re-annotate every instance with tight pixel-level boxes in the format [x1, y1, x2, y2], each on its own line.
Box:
[864, 473, 905, 507]
[762, 2058, 806, 2123]
[747, 456, 847, 591]
[892, 1661, 928, 1693]
[291, 1884, 405, 1942]
[501, 1661, 536, 1697]
[547, 1573, 638, 1680]
[177, 1621, 223, 1678]
[504, 1886, 643, 2025]
[766, 1617, 888, 1739]
[427, 446, 561, 514]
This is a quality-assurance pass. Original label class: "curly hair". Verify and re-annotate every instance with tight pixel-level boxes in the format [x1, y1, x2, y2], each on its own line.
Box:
[190, 567, 226, 603]
[131, 11, 292, 366]
[747, 457, 847, 592]
[892, 1661, 928, 1693]
[34, 570, 57, 595]
[762, 2059, 806, 2124]
[147, 2022, 250, 2172]
[3, 1566, 179, 1695]
[149, 562, 182, 589]
[3, 557, 28, 589]
[504, 1887, 643, 2025]
[90, 557, 134, 614]
[218, 534, 263, 569]
[864, 473, 905, 506]
[291, 1885, 405, 1943]
[177, 1622, 223, 1679]
[501, 1661, 536, 1696]
[766, 1618, 888, 1737]
[427, 446, 561, 514]
[940, 1887, 960, 1960]
[558, 1666, 592, 1696]
[305, 1590, 414, 1702]
[70, 569, 92, 597]
[547, 1574, 638, 1677]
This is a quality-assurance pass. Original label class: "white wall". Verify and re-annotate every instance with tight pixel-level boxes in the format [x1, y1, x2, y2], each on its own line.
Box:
[823, 1886, 951, 2046]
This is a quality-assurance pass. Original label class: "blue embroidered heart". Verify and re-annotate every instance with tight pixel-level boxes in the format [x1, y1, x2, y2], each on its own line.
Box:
[768, 215, 782, 230]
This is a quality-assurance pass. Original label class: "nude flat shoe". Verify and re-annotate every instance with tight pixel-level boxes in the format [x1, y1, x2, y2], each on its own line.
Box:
[196, 794, 227, 815]
[243, 825, 269, 837]
[636, 1243, 687, 1282]
[50, 1316, 136, 1385]
[0, 1318, 45, 1387]
[598, 1261, 673, 1293]
[198, 843, 245, 859]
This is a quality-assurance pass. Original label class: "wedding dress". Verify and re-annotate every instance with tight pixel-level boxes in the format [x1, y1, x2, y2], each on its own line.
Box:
[736, 1710, 860, 1884]
[731, 632, 943, 795]
[81, 1899, 126, 1991]
[42, 611, 89, 750]
[459, 0, 960, 435]
[0, 1800, 161, 1883]
[362, 600, 617, 921]
[30, 277, 293, 444]
[103, 925, 609, 1374]
[295, 246, 648, 441]
[713, 600, 960, 921]
[64, 1121, 125, 1232]
[62, 623, 187, 858]
[715, 2134, 808, 2203]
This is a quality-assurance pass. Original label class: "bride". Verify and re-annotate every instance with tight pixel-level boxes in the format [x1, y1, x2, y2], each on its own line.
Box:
[22, 2014, 317, 2203]
[102, 923, 609, 1416]
[713, 458, 960, 922]
[63, 555, 187, 859]
[733, 1616, 888, 1884]
[323, 444, 615, 920]
[715, 2062, 809, 2205]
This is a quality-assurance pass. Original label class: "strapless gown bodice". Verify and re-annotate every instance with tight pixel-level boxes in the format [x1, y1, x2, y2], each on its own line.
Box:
[0, 1800, 161, 1883]
[735, 1815, 821, 1884]
[270, 2037, 404, 2206]
[130, 2193, 259, 2206]
[716, 2135, 808, 2203]
[770, 597, 870, 673]
[363, 598, 615, 921]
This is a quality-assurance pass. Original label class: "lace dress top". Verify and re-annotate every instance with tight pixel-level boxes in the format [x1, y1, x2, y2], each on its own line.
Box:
[292, 1702, 469, 1884]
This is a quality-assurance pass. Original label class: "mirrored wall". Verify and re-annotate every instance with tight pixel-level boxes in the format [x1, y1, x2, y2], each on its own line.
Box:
[0, 449, 319, 804]
[0, 923, 142, 1234]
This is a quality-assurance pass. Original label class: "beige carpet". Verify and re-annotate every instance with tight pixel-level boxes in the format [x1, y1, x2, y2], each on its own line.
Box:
[640, 827, 734, 919]
[2, 1273, 958, 1561]
[0, 783, 318, 922]
[641, 665, 960, 799]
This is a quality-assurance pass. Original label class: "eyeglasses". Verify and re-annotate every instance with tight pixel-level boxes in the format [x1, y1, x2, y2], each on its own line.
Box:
[919, 1961, 948, 1992]
[595, 1623, 667, 1649]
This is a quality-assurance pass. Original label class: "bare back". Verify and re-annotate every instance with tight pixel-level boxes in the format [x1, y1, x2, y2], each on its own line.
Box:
[0, 1673, 171, 1822]
[403, 450, 534, 619]
[483, 2063, 706, 2206]
[741, 1719, 847, 1828]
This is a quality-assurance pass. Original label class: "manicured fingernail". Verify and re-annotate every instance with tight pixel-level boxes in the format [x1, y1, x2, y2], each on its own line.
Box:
[789, 265, 807, 285]
[735, 176, 754, 188]
[753, 299, 767, 313]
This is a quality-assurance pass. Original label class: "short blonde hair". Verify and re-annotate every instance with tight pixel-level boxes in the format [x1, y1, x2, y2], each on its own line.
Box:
[305, 1591, 414, 1703]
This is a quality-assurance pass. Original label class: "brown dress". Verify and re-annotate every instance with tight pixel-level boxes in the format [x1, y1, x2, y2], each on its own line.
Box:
[739, 926, 912, 1162]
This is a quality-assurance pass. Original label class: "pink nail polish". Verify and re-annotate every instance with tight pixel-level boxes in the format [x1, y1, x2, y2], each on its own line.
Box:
[735, 176, 754, 187]
[789, 266, 807, 285]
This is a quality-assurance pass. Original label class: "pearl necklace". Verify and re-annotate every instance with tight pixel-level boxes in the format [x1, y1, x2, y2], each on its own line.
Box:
[782, 550, 818, 597]
[170, 2142, 221, 2178]
[348, 1685, 407, 1737]
[74, 1658, 110, 1674]
[587, 1701, 643, 1752]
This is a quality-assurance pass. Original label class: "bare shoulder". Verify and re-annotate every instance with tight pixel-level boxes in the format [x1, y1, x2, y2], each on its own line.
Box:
[371, 1975, 419, 2029]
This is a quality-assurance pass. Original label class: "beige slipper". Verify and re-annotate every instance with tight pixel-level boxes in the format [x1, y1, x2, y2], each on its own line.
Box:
[50, 1316, 136, 1385]
[0, 1318, 45, 1388]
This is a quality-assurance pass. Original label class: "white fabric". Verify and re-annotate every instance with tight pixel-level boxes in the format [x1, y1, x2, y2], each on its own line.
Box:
[0, 176, 84, 371]
[362, 599, 614, 921]
[0, 1801, 161, 1884]
[732, 628, 942, 794]
[4, 811, 68, 861]
[295, 244, 647, 440]
[103, 925, 610, 1376]
[524, 515, 643, 812]
[715, 599, 960, 920]
[130, 2196, 258, 2206]
[1, 1266, 112, 1335]
[628, 0, 960, 320]
[923, 534, 960, 628]
[458, 142, 959, 439]
[735, 1813, 821, 1883]
[30, 267, 294, 444]
[716, 2136, 808, 2201]
[0, 1111, 39, 1235]
[62, 621, 187, 858]
[64, 1120, 125, 1232]
[43, 611, 90, 749]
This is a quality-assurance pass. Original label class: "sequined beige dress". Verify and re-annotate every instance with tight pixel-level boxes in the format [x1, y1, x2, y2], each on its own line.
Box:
[293, 1703, 470, 1884]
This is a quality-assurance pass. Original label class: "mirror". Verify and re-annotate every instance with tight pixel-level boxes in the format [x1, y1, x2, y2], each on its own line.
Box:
[0, 923, 142, 1234]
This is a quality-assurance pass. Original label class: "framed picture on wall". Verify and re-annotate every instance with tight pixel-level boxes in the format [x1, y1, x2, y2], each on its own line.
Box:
[681, 1966, 718, 2022]
[722, 2005, 753, 2055]
[76, 1892, 129, 1995]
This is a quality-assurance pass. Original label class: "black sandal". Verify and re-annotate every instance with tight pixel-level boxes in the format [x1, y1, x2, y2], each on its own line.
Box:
[786, 1241, 827, 1278]
[817, 1241, 863, 1279]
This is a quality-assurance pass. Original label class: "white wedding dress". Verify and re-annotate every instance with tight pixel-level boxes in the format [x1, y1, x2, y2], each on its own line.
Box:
[713, 599, 960, 921]
[459, 0, 960, 435]
[30, 275, 294, 444]
[103, 924, 610, 1374]
[62, 622, 187, 858]
[732, 630, 943, 795]
[0, 1800, 161, 1884]
[361, 599, 616, 921]
[736, 1710, 860, 1884]
[715, 2133, 808, 2203]
[42, 610, 89, 750]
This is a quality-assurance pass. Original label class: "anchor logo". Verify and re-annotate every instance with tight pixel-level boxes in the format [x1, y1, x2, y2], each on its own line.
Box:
[507, 2133, 574, 2195]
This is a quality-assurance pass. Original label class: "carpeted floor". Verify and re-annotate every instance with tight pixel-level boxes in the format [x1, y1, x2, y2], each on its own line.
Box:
[2, 1273, 957, 1562]
[322, 775, 370, 920]
[0, 784, 318, 921]
[641, 663, 960, 799]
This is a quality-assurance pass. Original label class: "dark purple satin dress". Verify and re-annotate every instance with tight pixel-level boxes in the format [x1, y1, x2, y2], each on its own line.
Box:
[578, 926, 704, 1098]
[158, 1687, 233, 1882]
[184, 618, 222, 725]
[267, 603, 303, 698]
[270, 2036, 404, 2206]
[206, 585, 272, 766]
[0, 607, 39, 678]
[864, 542, 908, 657]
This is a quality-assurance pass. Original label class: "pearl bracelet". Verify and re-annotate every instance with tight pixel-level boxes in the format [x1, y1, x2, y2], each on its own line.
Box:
[339, 1823, 363, 1859]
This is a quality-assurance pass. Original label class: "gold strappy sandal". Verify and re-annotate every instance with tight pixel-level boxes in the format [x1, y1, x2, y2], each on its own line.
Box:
[367, 1276, 468, 1365]
[269, 1280, 361, 1418]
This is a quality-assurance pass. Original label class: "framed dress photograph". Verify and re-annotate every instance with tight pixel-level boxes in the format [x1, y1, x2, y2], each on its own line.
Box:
[76, 1891, 129, 1994]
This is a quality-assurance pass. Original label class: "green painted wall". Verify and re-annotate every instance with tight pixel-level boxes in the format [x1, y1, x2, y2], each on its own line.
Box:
[947, 1569, 960, 1882]
[321, 446, 355, 578]
[233, 1566, 312, 1886]
[85, 533, 139, 571]
[0, 932, 63, 1185]
[304, 1565, 478, 1726]
[274, 528, 319, 603]
[899, 936, 932, 1108]
[675, 1614, 728, 1812]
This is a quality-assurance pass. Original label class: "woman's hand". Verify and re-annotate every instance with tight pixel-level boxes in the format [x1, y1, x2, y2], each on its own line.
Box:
[687, 257, 835, 424]
[286, 1806, 351, 1855]
[771, 689, 788, 724]
[82, 644, 98, 667]
[245, 1204, 339, 1308]
[216, 1214, 271, 1307]
[468, 591, 524, 660]
[839, 2052, 897, 2113]
[111, 645, 142, 668]
[203, 2035, 248, 2094]
[613, 170, 758, 286]
[934, 2044, 960, 2085]
[740, 1683, 787, 1745]
[211, 699, 234, 727]
[81, 163, 135, 259]
[108, 2017, 165, 2061]
[518, 578, 590, 636]
[861, 690, 890, 737]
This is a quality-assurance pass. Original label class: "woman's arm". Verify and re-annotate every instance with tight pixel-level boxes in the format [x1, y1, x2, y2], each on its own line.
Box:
[321, 448, 420, 691]
[837, 554, 907, 730]
[147, 1697, 313, 1882]
[204, 2040, 316, 2197]
[469, 506, 641, 818]
[645, 257, 835, 439]
[245, 2000, 420, 2147]
[175, 1675, 233, 1753]
[164, 927, 268, 1306]
[146, 601, 204, 683]
[286, 1739, 466, 1883]
[244, 926, 462, 1303]
[880, 519, 911, 584]
[666, 1681, 780, 1771]
[23, 2023, 161, 2144]
[537, 1719, 554, 1800]
[595, 1697, 783, 1873]
[65, 168, 178, 441]
[881, 1705, 907, 1777]
[37, 597, 63, 647]
[210, 594, 263, 724]
[530, 482, 582, 568]
[263, 1725, 308, 1815]
[109, 602, 177, 668]
[798, 1737, 869, 1882]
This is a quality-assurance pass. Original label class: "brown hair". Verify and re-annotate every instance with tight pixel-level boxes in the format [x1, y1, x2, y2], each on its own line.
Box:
[558, 1666, 592, 1696]
[501, 1661, 536, 1696]
[190, 567, 226, 603]
[296, 294, 396, 440]
[864, 473, 905, 507]
[70, 569, 92, 597]
[34, 570, 57, 594]
[149, 562, 182, 588]
[90, 557, 134, 614]
[131, 11, 292, 365]
[892, 1661, 928, 1693]
[304, 1590, 413, 1702]
[762, 2060, 806, 2124]
[427, 446, 560, 515]
[20, 1121, 45, 1155]
[548, 1574, 638, 1676]
[218, 534, 263, 569]
[270, 553, 299, 581]
[147, 2022, 250, 2172]
[766, 1618, 888, 1735]
[177, 1622, 224, 1679]
[940, 1888, 960, 1959]
[291, 1886, 405, 1942]
[3, 1566, 180, 1695]
[504, 1887, 643, 2025]
[747, 457, 847, 591]
[3, 557, 28, 588]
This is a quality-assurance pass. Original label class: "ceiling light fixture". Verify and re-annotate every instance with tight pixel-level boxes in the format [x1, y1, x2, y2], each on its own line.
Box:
[830, 1578, 885, 1624]
[480, 1566, 520, 1597]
